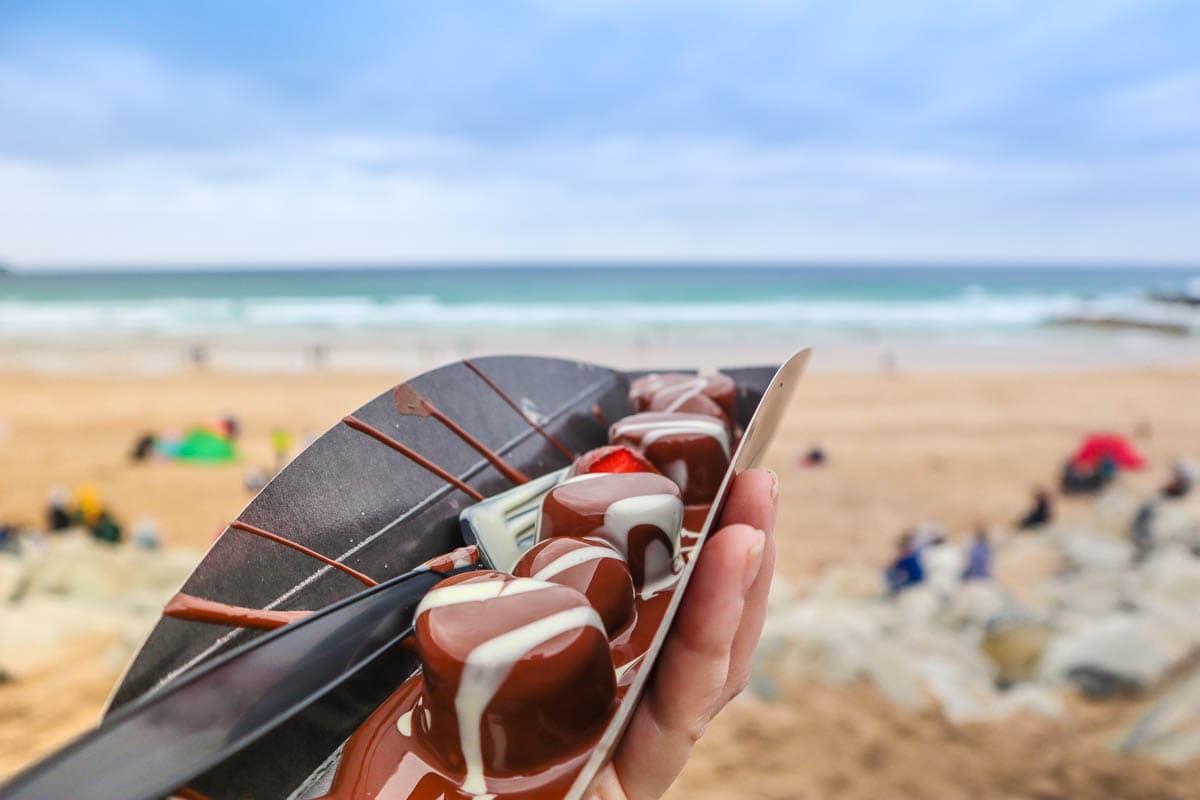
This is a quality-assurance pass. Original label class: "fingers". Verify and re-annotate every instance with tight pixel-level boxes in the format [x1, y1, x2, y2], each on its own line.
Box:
[612, 522, 765, 800]
[718, 468, 780, 534]
[717, 469, 780, 703]
[722, 523, 775, 702]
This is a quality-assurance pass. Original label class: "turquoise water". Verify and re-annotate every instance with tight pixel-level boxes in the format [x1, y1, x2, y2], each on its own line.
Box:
[1, 265, 1196, 338]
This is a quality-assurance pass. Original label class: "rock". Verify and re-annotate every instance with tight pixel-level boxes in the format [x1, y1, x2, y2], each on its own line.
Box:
[752, 601, 931, 712]
[1055, 531, 1133, 576]
[921, 541, 965, 599]
[766, 575, 797, 611]
[992, 534, 1061, 611]
[1148, 502, 1200, 551]
[981, 622, 1054, 686]
[1118, 662, 1200, 767]
[893, 585, 942, 625]
[1086, 486, 1144, 540]
[1038, 614, 1181, 696]
[1118, 660, 1200, 764]
[1040, 569, 1127, 625]
[0, 551, 25, 602]
[913, 653, 1062, 723]
[0, 533, 198, 678]
[943, 581, 1016, 631]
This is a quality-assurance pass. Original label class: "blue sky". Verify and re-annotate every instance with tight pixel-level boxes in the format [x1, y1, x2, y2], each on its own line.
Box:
[1, 1, 1198, 267]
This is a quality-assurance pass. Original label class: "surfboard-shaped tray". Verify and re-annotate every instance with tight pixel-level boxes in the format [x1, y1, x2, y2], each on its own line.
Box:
[87, 353, 805, 799]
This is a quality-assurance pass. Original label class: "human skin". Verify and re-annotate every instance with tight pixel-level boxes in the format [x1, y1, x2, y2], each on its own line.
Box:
[588, 468, 779, 800]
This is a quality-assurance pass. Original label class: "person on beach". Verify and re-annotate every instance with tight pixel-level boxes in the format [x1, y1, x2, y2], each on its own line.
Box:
[1162, 459, 1194, 499]
[799, 444, 827, 467]
[885, 532, 925, 594]
[1018, 486, 1053, 530]
[45, 488, 72, 531]
[270, 428, 294, 471]
[962, 527, 992, 580]
[1131, 501, 1156, 562]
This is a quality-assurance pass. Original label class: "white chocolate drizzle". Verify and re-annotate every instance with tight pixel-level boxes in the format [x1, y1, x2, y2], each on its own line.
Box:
[658, 377, 710, 412]
[611, 417, 730, 459]
[602, 494, 684, 556]
[602, 493, 684, 596]
[456, 605, 605, 794]
[532, 544, 623, 582]
[415, 577, 549, 617]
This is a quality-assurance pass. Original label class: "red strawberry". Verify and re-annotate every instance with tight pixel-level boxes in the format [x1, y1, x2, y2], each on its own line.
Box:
[571, 445, 660, 476]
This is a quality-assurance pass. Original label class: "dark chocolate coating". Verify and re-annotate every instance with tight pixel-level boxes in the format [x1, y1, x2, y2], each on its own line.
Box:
[514, 537, 635, 636]
[536, 472, 683, 589]
[609, 412, 731, 505]
[413, 572, 616, 779]
[630, 373, 737, 428]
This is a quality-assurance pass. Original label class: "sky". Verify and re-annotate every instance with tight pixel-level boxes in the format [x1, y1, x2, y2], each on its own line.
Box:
[1, 1, 1198, 268]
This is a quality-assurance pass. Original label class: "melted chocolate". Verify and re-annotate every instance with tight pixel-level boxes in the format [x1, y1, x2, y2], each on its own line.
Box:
[513, 537, 634, 636]
[343, 415, 485, 501]
[418, 545, 480, 573]
[394, 385, 530, 485]
[590, 403, 609, 428]
[630, 372, 737, 429]
[162, 593, 310, 630]
[413, 573, 614, 790]
[537, 473, 684, 594]
[229, 520, 378, 587]
[316, 562, 682, 800]
[609, 412, 731, 505]
[164, 371, 734, 798]
[463, 359, 575, 460]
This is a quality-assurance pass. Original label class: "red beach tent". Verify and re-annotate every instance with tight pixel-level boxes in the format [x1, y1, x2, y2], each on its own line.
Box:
[1070, 433, 1147, 471]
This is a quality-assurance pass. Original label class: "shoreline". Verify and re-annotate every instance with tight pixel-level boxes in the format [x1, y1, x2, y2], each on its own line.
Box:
[2, 327, 1200, 375]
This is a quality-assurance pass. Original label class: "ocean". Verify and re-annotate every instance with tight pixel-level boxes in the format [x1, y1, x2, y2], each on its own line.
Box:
[2, 265, 1199, 372]
[2, 265, 1196, 336]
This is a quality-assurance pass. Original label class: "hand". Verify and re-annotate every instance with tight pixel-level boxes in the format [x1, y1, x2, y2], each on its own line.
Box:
[588, 468, 779, 800]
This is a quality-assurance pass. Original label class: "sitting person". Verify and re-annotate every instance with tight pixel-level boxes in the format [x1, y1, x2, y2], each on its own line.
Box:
[885, 532, 925, 595]
[1018, 487, 1053, 530]
[45, 488, 72, 531]
[962, 527, 992, 580]
[1162, 460, 1194, 499]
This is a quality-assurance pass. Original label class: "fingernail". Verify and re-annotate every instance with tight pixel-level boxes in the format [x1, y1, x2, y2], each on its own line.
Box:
[767, 469, 780, 502]
[742, 529, 766, 593]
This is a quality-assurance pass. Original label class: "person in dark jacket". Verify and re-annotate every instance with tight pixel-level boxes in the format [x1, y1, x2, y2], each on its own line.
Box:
[886, 532, 925, 595]
[1018, 486, 1053, 530]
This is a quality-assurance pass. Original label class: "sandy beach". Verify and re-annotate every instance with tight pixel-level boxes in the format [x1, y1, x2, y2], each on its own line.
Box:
[3, 359, 1200, 796]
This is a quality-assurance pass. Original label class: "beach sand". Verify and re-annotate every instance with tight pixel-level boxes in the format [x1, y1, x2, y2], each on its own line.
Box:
[3, 361, 1200, 794]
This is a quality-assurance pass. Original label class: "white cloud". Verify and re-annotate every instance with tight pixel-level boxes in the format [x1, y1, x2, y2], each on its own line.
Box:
[2, 135, 1198, 267]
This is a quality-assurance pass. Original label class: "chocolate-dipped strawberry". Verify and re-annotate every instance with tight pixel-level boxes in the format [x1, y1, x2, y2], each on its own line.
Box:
[568, 444, 660, 477]
[514, 536, 635, 636]
[609, 411, 731, 505]
[413, 571, 616, 795]
[536, 472, 684, 593]
[630, 372, 737, 429]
